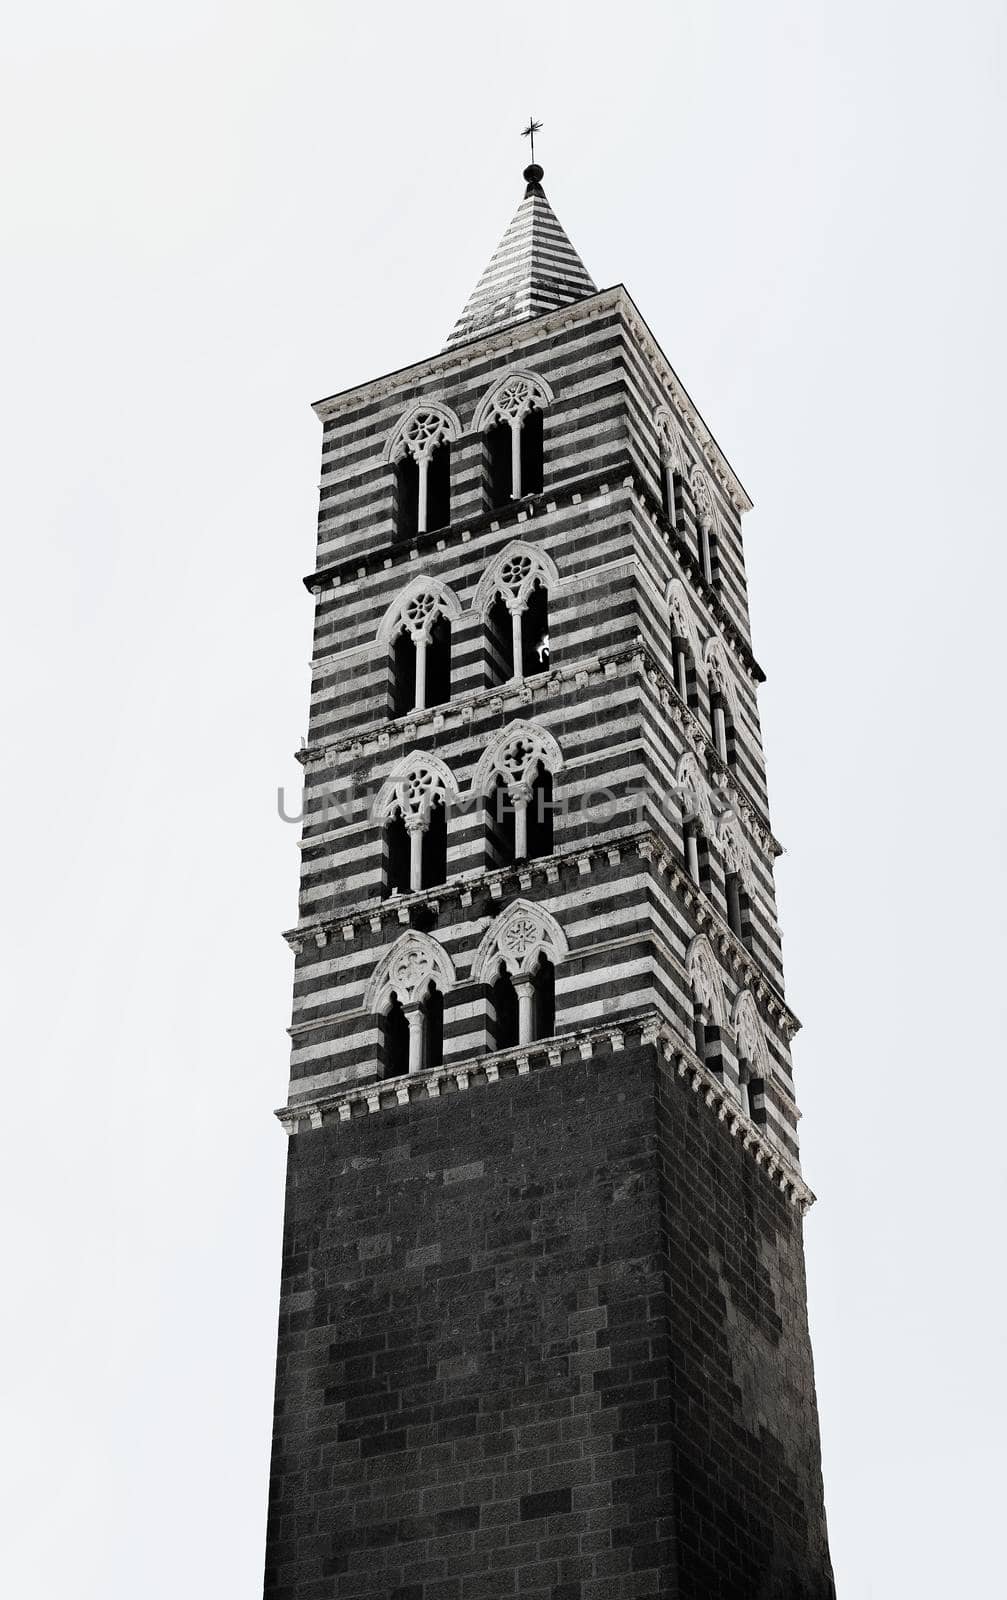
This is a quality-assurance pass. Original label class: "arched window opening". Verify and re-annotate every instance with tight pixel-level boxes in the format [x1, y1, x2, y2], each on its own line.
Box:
[526, 762, 554, 860]
[425, 616, 451, 708]
[395, 454, 420, 541]
[423, 982, 444, 1071]
[522, 581, 550, 678]
[421, 797, 447, 889]
[388, 407, 457, 539]
[426, 441, 451, 531]
[486, 774, 516, 869]
[662, 464, 681, 529]
[486, 594, 514, 686]
[487, 419, 513, 507]
[381, 993, 410, 1079]
[671, 633, 699, 713]
[692, 998, 723, 1078]
[491, 963, 520, 1051]
[532, 955, 555, 1040]
[709, 689, 736, 768]
[725, 871, 752, 947]
[684, 822, 713, 897]
[390, 627, 417, 718]
[384, 812, 411, 897]
[478, 374, 551, 506]
[520, 409, 544, 497]
[734, 1049, 765, 1124]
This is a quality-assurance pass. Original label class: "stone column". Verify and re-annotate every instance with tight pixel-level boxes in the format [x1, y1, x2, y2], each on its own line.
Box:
[514, 974, 535, 1046]
[417, 455, 429, 534]
[407, 819, 424, 892]
[512, 785, 531, 859]
[405, 1003, 424, 1074]
[510, 606, 524, 682]
[686, 827, 701, 884]
[414, 637, 427, 710]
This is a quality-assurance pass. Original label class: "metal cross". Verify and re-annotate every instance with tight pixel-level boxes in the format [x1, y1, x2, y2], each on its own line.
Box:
[521, 117, 543, 163]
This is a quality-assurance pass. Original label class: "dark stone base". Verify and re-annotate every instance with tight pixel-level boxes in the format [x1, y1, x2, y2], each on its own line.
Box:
[263, 1044, 833, 1599]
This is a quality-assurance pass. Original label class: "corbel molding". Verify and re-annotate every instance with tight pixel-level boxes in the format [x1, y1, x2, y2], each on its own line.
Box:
[276, 1011, 813, 1213]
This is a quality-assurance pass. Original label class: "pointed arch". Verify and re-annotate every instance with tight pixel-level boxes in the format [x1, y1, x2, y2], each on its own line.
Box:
[666, 576, 700, 658]
[654, 405, 685, 471]
[718, 811, 754, 891]
[473, 369, 554, 433]
[676, 752, 716, 835]
[690, 463, 720, 531]
[472, 720, 564, 799]
[702, 636, 740, 722]
[383, 400, 462, 465]
[376, 575, 463, 648]
[365, 930, 456, 1013]
[732, 990, 771, 1078]
[686, 934, 726, 1027]
[374, 751, 460, 823]
[472, 540, 560, 619]
[472, 898, 569, 983]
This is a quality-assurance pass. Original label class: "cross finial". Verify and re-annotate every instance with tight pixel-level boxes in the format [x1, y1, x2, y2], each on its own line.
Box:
[521, 117, 543, 165]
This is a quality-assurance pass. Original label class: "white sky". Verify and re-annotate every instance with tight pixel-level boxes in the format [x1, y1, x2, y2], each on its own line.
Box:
[2, 3, 1004, 1595]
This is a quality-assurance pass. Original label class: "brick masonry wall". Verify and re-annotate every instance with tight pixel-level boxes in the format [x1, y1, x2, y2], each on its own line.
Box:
[263, 1043, 833, 1599]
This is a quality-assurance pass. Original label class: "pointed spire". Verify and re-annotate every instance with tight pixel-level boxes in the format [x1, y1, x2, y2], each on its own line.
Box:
[444, 164, 596, 349]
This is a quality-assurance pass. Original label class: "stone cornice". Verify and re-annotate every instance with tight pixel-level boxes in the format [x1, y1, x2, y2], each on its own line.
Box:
[302, 469, 764, 691]
[275, 1012, 813, 1214]
[310, 285, 752, 515]
[298, 642, 781, 859]
[304, 466, 625, 596]
[283, 824, 799, 1040]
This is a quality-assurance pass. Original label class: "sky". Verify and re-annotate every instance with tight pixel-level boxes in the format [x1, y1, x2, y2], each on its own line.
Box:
[1, 2, 1005, 1595]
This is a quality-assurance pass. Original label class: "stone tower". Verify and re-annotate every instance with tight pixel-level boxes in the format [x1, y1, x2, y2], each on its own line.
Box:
[263, 162, 835, 1599]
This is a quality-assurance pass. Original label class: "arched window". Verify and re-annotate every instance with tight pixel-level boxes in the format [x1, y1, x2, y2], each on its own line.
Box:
[677, 754, 715, 897]
[381, 993, 410, 1079]
[655, 407, 684, 531]
[375, 754, 459, 896]
[473, 900, 568, 1049]
[690, 466, 721, 589]
[686, 935, 727, 1078]
[378, 578, 462, 717]
[732, 990, 770, 1122]
[476, 371, 552, 506]
[667, 579, 701, 714]
[703, 639, 739, 770]
[473, 721, 563, 866]
[473, 541, 559, 687]
[385, 404, 460, 539]
[367, 931, 455, 1078]
[719, 814, 754, 948]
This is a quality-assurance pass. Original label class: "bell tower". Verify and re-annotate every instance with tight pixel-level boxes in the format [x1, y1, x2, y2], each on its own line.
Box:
[263, 160, 835, 1599]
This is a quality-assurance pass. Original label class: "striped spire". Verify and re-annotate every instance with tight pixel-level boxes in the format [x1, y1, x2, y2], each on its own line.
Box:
[445, 165, 596, 349]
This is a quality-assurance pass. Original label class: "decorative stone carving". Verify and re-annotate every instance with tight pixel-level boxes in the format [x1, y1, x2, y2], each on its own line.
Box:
[376, 576, 463, 647]
[686, 933, 727, 1025]
[732, 989, 770, 1075]
[690, 463, 719, 532]
[472, 897, 569, 981]
[384, 401, 461, 464]
[666, 577, 699, 655]
[654, 405, 685, 471]
[472, 718, 563, 802]
[365, 929, 455, 1012]
[374, 751, 459, 823]
[718, 812, 754, 889]
[676, 752, 716, 834]
[473, 369, 554, 432]
[472, 539, 560, 619]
